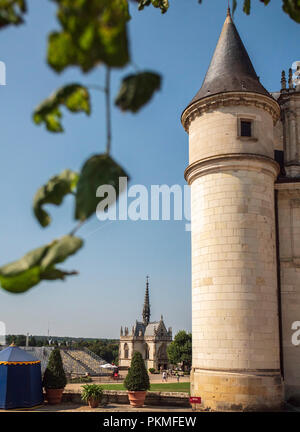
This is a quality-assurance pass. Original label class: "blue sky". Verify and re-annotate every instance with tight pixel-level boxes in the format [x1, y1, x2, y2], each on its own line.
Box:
[0, 1, 299, 339]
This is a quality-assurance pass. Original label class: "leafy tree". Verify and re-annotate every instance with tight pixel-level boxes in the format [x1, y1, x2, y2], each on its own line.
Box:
[167, 330, 192, 370]
[124, 351, 150, 391]
[36, 339, 45, 347]
[43, 348, 67, 389]
[6, 334, 26, 346]
[29, 336, 37, 347]
[15, 335, 26, 346]
[6, 335, 13, 345]
[0, 0, 298, 294]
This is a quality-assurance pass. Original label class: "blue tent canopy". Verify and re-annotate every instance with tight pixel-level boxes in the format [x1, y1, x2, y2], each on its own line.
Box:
[0, 345, 43, 409]
[0, 346, 40, 363]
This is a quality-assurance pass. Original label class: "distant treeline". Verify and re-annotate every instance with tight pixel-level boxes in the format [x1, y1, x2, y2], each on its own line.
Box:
[5, 335, 119, 365]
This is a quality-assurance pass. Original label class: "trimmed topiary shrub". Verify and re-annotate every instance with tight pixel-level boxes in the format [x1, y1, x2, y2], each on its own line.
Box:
[43, 348, 67, 389]
[148, 368, 155, 374]
[124, 351, 150, 391]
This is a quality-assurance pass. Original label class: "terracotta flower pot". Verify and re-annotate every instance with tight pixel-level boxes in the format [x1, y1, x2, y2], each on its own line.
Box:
[88, 398, 100, 408]
[45, 388, 64, 405]
[128, 391, 147, 408]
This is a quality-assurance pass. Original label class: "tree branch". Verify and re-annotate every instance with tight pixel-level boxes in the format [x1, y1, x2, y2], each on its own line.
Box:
[69, 220, 86, 236]
[105, 67, 112, 155]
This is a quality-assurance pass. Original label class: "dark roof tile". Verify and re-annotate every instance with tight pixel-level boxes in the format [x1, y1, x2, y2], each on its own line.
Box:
[186, 9, 270, 109]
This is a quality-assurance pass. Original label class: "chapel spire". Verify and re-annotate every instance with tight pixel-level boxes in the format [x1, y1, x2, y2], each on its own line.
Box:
[142, 276, 151, 326]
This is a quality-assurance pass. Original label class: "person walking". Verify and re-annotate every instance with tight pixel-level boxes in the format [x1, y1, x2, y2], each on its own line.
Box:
[162, 371, 167, 382]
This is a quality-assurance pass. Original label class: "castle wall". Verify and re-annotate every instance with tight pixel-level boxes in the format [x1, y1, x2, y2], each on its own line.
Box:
[280, 93, 300, 176]
[185, 99, 283, 410]
[276, 183, 300, 401]
[189, 102, 274, 164]
[274, 120, 284, 151]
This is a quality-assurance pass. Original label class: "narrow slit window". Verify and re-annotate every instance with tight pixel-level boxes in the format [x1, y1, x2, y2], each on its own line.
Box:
[240, 120, 252, 137]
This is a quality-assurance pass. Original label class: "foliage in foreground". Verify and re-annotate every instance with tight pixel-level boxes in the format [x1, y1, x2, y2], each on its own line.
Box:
[0, 0, 298, 294]
[0, 236, 83, 293]
[134, 0, 300, 23]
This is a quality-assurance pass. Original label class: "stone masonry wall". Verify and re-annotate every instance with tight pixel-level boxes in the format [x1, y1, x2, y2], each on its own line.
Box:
[190, 166, 283, 410]
[277, 184, 300, 401]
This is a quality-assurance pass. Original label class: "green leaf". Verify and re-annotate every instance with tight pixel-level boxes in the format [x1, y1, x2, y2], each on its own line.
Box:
[33, 84, 91, 133]
[40, 267, 78, 281]
[137, 0, 169, 14]
[115, 72, 161, 113]
[0, 235, 83, 294]
[282, 0, 300, 23]
[232, 0, 237, 15]
[40, 235, 83, 270]
[0, 0, 27, 29]
[75, 154, 129, 221]
[0, 245, 49, 278]
[33, 169, 79, 228]
[243, 0, 251, 14]
[48, 0, 130, 73]
[0, 267, 41, 294]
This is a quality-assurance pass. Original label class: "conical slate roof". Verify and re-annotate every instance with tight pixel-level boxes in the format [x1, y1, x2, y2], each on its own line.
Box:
[188, 8, 270, 107]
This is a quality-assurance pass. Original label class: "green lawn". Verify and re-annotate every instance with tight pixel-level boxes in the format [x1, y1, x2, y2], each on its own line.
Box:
[100, 382, 190, 393]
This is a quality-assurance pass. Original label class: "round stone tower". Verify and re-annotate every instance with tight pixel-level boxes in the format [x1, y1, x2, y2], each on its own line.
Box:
[182, 9, 283, 411]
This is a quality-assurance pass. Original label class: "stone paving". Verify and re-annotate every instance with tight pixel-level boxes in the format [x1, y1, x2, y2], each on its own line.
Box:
[1, 402, 298, 412]
[0, 403, 193, 413]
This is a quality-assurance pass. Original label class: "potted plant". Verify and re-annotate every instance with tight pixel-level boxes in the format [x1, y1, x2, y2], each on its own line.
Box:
[81, 384, 103, 408]
[43, 348, 67, 404]
[124, 351, 150, 407]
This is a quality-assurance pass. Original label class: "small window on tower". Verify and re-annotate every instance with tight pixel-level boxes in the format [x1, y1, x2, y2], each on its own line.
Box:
[240, 120, 252, 137]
